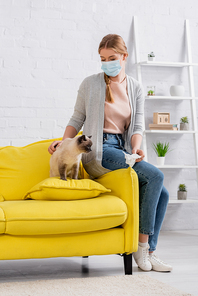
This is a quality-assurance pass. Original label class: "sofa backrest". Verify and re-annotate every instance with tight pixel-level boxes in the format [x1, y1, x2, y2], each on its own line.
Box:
[0, 139, 61, 201]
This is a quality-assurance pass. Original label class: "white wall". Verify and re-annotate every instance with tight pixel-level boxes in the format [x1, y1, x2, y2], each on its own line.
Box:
[0, 0, 198, 229]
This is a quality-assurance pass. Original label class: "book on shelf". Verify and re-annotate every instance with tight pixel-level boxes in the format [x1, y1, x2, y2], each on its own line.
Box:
[149, 123, 178, 130]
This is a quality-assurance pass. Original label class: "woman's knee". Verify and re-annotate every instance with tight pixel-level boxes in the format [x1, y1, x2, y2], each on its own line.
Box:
[161, 186, 169, 202]
[156, 169, 164, 183]
[134, 162, 165, 186]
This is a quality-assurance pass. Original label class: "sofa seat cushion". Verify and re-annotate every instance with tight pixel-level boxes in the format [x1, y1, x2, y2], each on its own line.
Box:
[0, 195, 127, 235]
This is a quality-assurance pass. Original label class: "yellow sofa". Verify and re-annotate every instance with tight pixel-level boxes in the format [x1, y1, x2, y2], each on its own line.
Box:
[0, 138, 139, 275]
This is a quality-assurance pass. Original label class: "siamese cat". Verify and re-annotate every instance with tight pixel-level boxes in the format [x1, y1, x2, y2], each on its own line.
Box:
[50, 135, 92, 181]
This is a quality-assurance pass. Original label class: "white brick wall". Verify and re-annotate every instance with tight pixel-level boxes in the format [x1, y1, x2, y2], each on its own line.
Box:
[0, 0, 198, 229]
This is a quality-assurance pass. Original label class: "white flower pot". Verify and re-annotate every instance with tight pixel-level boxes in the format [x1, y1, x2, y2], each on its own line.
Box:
[157, 157, 165, 166]
[148, 56, 155, 61]
[170, 85, 185, 97]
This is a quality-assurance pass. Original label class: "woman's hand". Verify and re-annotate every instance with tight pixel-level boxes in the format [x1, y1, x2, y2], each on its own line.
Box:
[48, 141, 62, 155]
[132, 148, 145, 162]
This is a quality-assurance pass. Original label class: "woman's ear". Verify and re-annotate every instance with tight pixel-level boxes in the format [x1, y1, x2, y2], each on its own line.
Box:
[123, 53, 128, 61]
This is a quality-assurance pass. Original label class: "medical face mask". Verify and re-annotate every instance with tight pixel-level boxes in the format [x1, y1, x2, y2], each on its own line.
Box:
[101, 59, 122, 77]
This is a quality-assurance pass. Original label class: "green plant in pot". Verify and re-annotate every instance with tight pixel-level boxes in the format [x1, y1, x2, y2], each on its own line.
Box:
[177, 184, 187, 200]
[153, 142, 171, 166]
[148, 51, 155, 61]
[147, 86, 155, 96]
[148, 90, 154, 96]
[180, 116, 189, 131]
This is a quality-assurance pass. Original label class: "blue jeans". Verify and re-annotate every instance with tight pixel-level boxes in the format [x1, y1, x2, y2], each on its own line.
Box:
[102, 133, 169, 252]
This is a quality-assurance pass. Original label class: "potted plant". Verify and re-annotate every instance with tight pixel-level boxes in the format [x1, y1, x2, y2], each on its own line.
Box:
[153, 142, 171, 165]
[147, 86, 155, 96]
[177, 184, 187, 200]
[148, 52, 155, 61]
[180, 116, 189, 130]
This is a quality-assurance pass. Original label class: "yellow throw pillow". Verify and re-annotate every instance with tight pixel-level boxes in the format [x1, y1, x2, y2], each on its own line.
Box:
[23, 177, 111, 201]
[0, 138, 61, 201]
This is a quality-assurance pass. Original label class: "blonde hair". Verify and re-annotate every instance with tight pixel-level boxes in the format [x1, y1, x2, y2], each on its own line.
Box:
[98, 34, 128, 103]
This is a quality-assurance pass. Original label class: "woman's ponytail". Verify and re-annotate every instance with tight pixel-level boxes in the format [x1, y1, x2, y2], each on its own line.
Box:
[104, 73, 114, 103]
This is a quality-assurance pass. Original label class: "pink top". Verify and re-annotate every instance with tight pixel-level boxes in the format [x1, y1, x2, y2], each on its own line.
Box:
[103, 77, 131, 134]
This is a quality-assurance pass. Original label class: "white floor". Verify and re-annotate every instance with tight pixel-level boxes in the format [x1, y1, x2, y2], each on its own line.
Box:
[0, 230, 197, 296]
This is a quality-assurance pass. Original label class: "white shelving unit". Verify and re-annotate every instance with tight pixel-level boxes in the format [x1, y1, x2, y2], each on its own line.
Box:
[145, 131, 197, 134]
[133, 16, 198, 203]
[145, 95, 198, 100]
[138, 61, 198, 67]
[169, 199, 198, 204]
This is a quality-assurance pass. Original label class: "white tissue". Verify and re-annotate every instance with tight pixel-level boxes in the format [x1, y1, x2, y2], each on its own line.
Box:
[123, 152, 141, 167]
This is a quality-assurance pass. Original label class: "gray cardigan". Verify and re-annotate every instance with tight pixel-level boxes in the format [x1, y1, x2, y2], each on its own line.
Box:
[67, 72, 144, 178]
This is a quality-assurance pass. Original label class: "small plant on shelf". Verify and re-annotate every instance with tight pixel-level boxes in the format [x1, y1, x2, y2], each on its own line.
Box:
[153, 142, 170, 157]
[180, 116, 189, 131]
[147, 86, 155, 96]
[178, 184, 187, 200]
[178, 184, 187, 192]
[148, 90, 154, 96]
[180, 116, 189, 124]
[148, 52, 155, 61]
[153, 141, 171, 166]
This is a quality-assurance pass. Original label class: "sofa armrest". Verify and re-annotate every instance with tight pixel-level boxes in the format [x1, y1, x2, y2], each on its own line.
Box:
[79, 161, 90, 179]
[95, 167, 139, 254]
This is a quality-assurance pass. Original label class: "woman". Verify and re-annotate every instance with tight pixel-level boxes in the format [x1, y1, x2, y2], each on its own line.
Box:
[48, 34, 172, 272]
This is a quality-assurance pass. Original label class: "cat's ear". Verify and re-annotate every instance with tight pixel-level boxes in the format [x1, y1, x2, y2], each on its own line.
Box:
[78, 135, 86, 143]
[88, 136, 92, 139]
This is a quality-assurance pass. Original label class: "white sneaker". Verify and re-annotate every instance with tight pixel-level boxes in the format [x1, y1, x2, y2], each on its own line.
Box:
[149, 253, 172, 272]
[133, 244, 152, 271]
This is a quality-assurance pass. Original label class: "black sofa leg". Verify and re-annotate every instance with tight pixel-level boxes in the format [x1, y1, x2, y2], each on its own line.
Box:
[82, 256, 89, 274]
[123, 253, 133, 275]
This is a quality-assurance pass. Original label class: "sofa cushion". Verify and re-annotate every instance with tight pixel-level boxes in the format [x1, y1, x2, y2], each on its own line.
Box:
[0, 195, 127, 235]
[23, 177, 111, 201]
